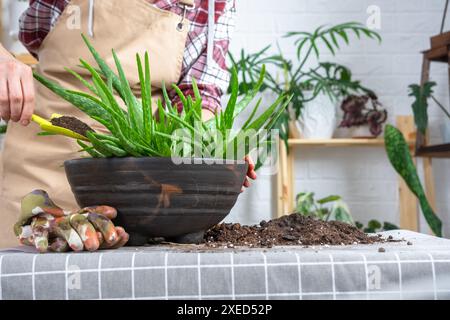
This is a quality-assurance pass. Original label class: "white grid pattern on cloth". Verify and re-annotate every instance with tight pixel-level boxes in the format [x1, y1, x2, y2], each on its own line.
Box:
[1, 248, 449, 300]
[31, 255, 37, 300]
[131, 252, 136, 300]
[261, 252, 269, 300]
[197, 253, 202, 300]
[295, 253, 302, 300]
[1, 258, 450, 277]
[229, 253, 235, 300]
[328, 254, 337, 300]
[361, 253, 370, 300]
[164, 252, 169, 300]
[394, 253, 403, 300]
[107, 290, 450, 300]
[64, 254, 71, 300]
[97, 253, 103, 300]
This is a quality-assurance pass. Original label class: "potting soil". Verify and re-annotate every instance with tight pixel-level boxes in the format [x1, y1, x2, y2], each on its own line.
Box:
[204, 214, 384, 248]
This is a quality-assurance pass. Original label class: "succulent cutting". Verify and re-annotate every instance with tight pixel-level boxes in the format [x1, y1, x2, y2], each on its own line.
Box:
[33, 34, 291, 160]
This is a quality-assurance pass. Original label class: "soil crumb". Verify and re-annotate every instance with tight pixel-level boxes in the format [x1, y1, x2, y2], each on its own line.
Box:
[204, 214, 383, 248]
[51, 116, 94, 137]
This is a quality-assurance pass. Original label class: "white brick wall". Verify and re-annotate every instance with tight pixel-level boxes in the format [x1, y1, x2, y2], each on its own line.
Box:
[226, 0, 450, 237]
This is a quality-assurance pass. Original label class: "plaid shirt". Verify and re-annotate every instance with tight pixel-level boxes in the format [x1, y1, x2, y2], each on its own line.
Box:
[19, 0, 236, 112]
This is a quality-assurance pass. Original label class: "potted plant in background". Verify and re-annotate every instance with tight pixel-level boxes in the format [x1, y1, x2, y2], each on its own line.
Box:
[294, 192, 354, 224]
[229, 22, 381, 143]
[338, 93, 388, 138]
[33, 35, 290, 245]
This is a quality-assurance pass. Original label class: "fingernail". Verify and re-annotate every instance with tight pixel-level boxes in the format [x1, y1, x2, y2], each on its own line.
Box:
[21, 120, 29, 126]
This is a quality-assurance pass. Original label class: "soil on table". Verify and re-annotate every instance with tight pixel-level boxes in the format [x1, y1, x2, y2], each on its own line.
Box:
[50, 116, 94, 137]
[204, 213, 384, 248]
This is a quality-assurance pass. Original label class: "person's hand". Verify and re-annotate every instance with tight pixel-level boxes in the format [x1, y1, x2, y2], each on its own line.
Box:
[241, 155, 257, 192]
[0, 45, 35, 126]
[15, 190, 129, 253]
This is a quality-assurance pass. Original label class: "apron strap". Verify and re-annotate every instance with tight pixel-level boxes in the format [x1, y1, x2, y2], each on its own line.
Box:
[88, 0, 95, 37]
[179, 0, 195, 7]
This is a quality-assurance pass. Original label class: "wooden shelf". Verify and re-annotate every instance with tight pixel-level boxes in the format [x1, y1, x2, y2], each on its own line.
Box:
[416, 143, 450, 158]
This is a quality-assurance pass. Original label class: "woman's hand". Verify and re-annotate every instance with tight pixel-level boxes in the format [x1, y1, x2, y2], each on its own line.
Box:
[242, 156, 257, 192]
[0, 44, 35, 126]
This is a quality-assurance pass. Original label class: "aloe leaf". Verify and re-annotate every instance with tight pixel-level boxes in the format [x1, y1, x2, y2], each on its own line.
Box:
[242, 98, 262, 130]
[137, 53, 152, 141]
[65, 67, 97, 94]
[171, 84, 188, 109]
[77, 140, 105, 158]
[224, 67, 239, 128]
[264, 95, 292, 130]
[79, 59, 126, 119]
[111, 119, 142, 157]
[86, 131, 114, 157]
[81, 34, 126, 101]
[247, 95, 286, 131]
[33, 72, 111, 121]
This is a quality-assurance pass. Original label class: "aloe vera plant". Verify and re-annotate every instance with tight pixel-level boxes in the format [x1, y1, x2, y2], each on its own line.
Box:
[384, 124, 442, 237]
[33, 35, 290, 160]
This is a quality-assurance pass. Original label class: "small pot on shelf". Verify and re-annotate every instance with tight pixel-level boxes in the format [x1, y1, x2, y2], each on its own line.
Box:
[296, 92, 337, 139]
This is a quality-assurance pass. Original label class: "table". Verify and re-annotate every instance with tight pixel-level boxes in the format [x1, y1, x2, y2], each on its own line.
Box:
[1, 231, 449, 300]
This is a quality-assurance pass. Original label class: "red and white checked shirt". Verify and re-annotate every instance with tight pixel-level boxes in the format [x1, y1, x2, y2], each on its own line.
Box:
[19, 0, 236, 112]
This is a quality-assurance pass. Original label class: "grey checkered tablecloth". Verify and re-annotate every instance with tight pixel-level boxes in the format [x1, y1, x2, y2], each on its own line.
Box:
[0, 230, 449, 300]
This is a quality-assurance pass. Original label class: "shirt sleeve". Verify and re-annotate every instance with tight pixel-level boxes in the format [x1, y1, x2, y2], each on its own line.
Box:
[169, 0, 236, 113]
[19, 0, 70, 57]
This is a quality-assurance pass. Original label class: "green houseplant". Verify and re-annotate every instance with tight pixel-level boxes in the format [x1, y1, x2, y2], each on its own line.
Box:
[32, 35, 291, 244]
[294, 192, 353, 224]
[229, 22, 381, 144]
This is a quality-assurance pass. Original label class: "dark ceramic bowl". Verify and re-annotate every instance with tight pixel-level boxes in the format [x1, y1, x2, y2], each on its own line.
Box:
[64, 157, 248, 245]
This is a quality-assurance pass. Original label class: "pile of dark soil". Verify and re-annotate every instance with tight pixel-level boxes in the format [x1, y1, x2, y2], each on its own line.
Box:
[51, 116, 94, 137]
[204, 214, 383, 248]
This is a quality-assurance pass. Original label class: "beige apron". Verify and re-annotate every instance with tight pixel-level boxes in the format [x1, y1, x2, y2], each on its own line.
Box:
[0, 0, 194, 248]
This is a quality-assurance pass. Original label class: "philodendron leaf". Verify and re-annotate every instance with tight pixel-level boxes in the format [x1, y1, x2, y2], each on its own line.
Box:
[384, 124, 442, 237]
[295, 192, 315, 216]
[408, 81, 436, 135]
